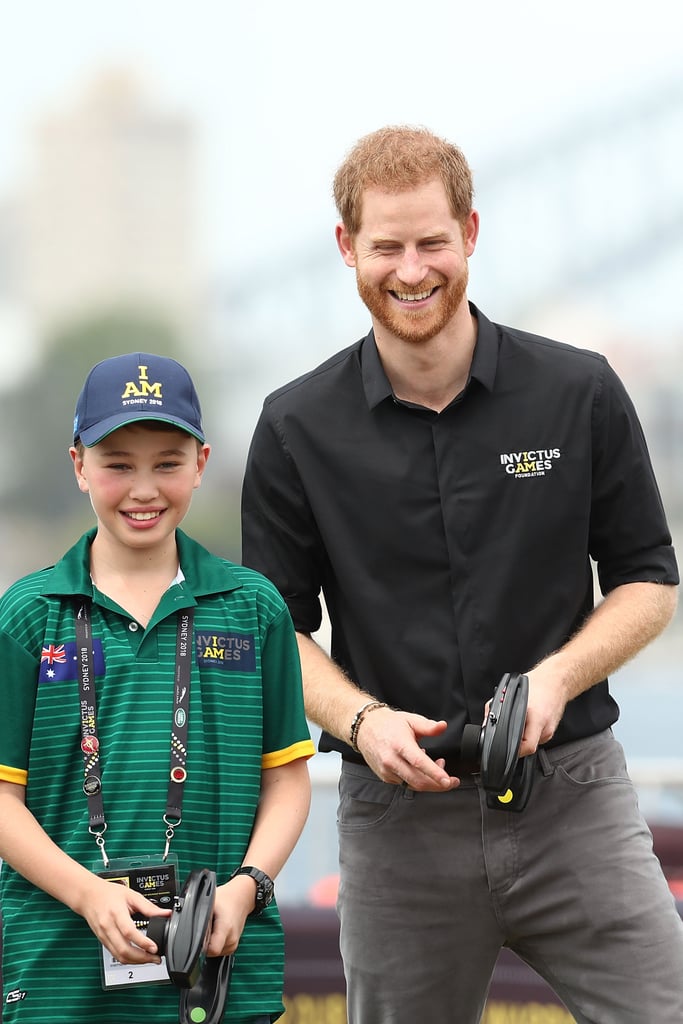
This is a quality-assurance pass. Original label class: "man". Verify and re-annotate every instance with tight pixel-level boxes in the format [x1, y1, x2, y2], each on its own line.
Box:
[241, 126, 683, 1023]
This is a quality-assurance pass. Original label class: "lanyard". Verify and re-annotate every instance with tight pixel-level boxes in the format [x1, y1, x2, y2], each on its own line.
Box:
[74, 600, 194, 867]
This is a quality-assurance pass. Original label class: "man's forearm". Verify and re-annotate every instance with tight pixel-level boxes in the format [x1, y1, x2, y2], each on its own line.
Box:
[532, 581, 678, 702]
[296, 632, 375, 743]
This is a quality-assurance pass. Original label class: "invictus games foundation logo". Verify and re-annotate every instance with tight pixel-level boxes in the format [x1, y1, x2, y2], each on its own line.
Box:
[499, 447, 561, 479]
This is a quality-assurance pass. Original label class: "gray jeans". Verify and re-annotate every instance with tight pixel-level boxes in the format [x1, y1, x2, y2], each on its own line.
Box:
[337, 730, 683, 1024]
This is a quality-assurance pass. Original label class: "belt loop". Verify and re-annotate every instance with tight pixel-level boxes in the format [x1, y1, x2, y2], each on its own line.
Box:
[401, 782, 415, 800]
[537, 747, 553, 777]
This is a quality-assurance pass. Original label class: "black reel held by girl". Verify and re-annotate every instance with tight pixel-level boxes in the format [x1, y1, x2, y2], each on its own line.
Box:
[460, 672, 536, 812]
[146, 868, 233, 1024]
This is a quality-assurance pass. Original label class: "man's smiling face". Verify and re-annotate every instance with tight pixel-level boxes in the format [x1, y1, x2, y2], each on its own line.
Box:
[338, 177, 476, 345]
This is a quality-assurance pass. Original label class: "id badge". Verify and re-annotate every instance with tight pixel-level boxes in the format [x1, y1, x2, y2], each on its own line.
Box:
[96, 854, 178, 989]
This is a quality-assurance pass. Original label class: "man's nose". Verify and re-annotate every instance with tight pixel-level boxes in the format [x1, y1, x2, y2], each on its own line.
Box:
[395, 247, 429, 286]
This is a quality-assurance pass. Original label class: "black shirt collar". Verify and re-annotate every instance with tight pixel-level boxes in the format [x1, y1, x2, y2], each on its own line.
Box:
[360, 301, 498, 410]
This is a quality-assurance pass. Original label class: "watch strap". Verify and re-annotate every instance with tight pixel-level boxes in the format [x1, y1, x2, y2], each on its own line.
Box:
[230, 865, 274, 916]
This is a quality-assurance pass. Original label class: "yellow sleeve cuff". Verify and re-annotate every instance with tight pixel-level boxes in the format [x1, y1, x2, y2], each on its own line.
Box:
[262, 739, 316, 769]
[0, 764, 28, 785]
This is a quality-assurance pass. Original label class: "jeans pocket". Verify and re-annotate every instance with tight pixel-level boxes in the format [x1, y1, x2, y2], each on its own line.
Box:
[550, 733, 630, 789]
[338, 766, 403, 831]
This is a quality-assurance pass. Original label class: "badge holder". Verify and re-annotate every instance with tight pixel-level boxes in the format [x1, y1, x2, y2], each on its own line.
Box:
[75, 603, 231, 1017]
[97, 854, 179, 989]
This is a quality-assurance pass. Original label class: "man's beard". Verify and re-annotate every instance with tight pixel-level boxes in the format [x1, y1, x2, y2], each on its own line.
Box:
[356, 264, 468, 344]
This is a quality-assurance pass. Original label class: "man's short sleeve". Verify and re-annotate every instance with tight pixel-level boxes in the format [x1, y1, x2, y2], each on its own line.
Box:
[241, 404, 325, 634]
[590, 360, 678, 593]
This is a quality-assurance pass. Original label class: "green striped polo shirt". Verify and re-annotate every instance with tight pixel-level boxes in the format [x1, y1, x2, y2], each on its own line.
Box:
[0, 527, 315, 1024]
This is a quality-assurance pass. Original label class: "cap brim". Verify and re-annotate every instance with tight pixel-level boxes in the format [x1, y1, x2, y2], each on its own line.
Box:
[76, 413, 205, 447]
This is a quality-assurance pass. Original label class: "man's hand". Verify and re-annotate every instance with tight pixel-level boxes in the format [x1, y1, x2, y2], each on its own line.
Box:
[355, 708, 460, 791]
[518, 666, 570, 756]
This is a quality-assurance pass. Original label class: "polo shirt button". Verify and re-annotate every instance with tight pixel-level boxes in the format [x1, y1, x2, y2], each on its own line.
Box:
[128, 621, 139, 632]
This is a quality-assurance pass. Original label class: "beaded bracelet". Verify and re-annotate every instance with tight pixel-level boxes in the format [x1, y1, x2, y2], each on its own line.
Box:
[349, 700, 389, 752]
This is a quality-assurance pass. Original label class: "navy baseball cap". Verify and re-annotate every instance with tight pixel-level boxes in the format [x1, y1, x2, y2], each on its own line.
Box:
[73, 352, 205, 447]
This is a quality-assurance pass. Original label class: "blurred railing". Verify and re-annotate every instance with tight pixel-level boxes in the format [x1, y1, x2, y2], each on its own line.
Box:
[628, 760, 683, 825]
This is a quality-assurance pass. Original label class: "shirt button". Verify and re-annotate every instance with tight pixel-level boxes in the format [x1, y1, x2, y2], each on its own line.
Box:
[128, 621, 139, 632]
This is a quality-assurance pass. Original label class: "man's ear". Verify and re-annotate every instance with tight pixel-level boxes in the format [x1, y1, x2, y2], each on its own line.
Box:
[463, 210, 479, 257]
[335, 222, 357, 268]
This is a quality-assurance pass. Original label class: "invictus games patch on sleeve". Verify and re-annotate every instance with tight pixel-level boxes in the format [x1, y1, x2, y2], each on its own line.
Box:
[195, 631, 256, 671]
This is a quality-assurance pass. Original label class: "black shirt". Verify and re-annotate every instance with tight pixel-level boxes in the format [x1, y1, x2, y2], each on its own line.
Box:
[241, 304, 678, 761]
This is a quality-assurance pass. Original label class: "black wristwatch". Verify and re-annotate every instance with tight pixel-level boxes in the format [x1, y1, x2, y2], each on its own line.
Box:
[231, 866, 275, 916]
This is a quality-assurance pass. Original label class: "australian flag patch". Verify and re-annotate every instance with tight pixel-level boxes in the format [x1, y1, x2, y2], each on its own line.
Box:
[39, 639, 105, 683]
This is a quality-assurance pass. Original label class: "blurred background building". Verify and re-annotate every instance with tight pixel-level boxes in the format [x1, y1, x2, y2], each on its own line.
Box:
[0, 0, 682, 909]
[22, 70, 197, 340]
